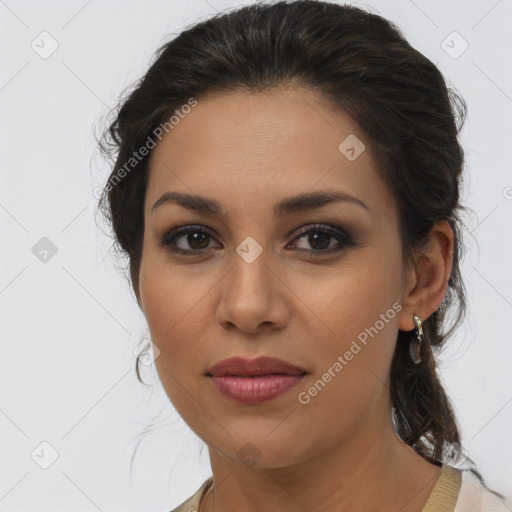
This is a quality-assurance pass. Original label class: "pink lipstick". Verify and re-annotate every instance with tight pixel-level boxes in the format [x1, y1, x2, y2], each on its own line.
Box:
[206, 356, 307, 404]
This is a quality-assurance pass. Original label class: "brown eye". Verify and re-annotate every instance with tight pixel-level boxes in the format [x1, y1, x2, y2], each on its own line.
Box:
[180, 231, 211, 250]
[289, 224, 356, 254]
[159, 226, 218, 254]
[297, 231, 334, 251]
[159, 223, 356, 257]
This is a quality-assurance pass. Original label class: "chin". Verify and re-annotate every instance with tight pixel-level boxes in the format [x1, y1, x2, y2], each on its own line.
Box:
[211, 435, 308, 470]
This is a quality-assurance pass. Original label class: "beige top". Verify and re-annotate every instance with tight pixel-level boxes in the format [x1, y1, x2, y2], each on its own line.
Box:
[422, 464, 461, 511]
[169, 464, 507, 512]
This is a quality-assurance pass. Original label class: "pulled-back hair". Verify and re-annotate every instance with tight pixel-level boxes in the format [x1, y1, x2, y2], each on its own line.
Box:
[97, 0, 498, 493]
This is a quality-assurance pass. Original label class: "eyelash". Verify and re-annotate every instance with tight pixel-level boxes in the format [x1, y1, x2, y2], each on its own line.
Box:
[158, 223, 357, 257]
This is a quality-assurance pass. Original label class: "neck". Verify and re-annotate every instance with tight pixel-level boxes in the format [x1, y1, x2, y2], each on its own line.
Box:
[201, 405, 441, 512]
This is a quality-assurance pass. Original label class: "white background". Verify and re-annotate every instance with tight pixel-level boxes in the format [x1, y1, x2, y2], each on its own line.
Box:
[1, 0, 511, 510]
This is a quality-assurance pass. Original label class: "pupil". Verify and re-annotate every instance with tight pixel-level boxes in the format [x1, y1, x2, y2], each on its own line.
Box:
[309, 232, 330, 250]
[189, 232, 209, 249]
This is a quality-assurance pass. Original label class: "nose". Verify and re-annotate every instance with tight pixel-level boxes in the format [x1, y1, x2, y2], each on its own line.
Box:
[216, 248, 290, 334]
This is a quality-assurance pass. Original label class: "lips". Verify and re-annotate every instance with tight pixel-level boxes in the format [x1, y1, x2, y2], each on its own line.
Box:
[206, 356, 308, 404]
[206, 356, 307, 377]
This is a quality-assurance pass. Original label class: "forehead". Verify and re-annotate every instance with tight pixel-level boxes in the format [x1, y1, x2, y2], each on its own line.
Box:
[145, 87, 390, 219]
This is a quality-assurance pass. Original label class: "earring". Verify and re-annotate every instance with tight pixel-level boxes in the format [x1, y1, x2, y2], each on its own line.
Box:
[409, 313, 423, 364]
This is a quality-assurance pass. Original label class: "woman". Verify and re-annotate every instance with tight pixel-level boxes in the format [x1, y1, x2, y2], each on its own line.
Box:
[97, 1, 509, 510]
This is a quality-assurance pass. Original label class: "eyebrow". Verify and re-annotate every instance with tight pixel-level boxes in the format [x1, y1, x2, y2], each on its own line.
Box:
[151, 189, 370, 216]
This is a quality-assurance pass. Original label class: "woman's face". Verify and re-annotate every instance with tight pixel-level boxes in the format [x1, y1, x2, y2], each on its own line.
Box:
[138, 86, 412, 468]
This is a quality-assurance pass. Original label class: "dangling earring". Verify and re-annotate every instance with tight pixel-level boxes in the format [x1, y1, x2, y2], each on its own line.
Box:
[409, 313, 423, 364]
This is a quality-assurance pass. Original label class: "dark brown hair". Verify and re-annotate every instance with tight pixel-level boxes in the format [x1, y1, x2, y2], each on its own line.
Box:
[97, 0, 501, 495]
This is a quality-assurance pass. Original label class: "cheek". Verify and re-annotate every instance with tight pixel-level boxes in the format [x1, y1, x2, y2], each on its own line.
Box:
[138, 253, 208, 365]
[293, 248, 402, 419]
[293, 303, 399, 451]
[309, 244, 402, 346]
[139, 258, 214, 423]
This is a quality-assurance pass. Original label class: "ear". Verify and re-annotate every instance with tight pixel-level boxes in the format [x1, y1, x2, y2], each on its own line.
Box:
[397, 220, 454, 332]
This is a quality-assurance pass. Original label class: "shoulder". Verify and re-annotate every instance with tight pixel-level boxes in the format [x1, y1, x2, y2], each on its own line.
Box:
[454, 469, 510, 512]
[169, 477, 213, 512]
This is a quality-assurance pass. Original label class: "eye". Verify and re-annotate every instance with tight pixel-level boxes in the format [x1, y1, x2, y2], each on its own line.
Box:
[159, 225, 218, 254]
[288, 224, 356, 254]
[159, 223, 356, 256]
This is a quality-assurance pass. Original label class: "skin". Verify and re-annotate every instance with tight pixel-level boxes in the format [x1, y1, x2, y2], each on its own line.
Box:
[137, 86, 454, 512]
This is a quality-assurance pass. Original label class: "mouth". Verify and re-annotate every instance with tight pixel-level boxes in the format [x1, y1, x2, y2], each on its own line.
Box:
[208, 373, 307, 404]
[206, 356, 308, 404]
